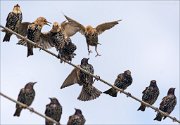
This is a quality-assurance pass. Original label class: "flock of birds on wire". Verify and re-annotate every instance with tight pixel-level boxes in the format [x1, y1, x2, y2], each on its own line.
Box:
[1, 4, 177, 125]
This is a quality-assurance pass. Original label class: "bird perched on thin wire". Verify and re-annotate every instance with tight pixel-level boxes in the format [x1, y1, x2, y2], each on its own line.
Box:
[64, 15, 121, 57]
[137, 80, 159, 111]
[67, 108, 86, 125]
[24, 17, 51, 57]
[61, 58, 102, 101]
[3, 4, 22, 42]
[104, 70, 132, 97]
[13, 82, 36, 117]
[45, 97, 62, 125]
[154, 88, 177, 121]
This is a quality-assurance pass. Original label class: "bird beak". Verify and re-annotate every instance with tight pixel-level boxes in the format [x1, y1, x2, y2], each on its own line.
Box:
[46, 21, 52, 26]
[32, 82, 37, 85]
[87, 58, 89, 60]
[49, 97, 52, 101]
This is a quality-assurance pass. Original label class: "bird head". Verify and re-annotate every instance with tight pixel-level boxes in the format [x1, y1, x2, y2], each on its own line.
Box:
[49, 97, 59, 104]
[74, 108, 82, 115]
[51, 22, 60, 32]
[85, 25, 96, 35]
[167, 88, 175, 95]
[150, 80, 157, 87]
[13, 4, 21, 14]
[81, 58, 89, 65]
[124, 70, 131, 76]
[25, 82, 37, 89]
[34, 17, 51, 27]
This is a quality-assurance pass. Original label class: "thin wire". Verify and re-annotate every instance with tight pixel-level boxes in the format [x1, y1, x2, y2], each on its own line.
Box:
[0, 92, 59, 124]
[0, 25, 179, 124]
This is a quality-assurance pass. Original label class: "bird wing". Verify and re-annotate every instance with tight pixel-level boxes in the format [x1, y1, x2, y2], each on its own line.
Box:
[16, 88, 25, 108]
[95, 20, 121, 35]
[64, 15, 86, 35]
[17, 22, 31, 37]
[142, 87, 148, 94]
[60, 66, 81, 89]
[37, 32, 54, 49]
[61, 20, 80, 38]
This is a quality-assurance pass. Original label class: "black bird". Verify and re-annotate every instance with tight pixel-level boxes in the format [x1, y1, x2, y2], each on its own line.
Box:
[45, 97, 62, 125]
[26, 17, 51, 57]
[14, 82, 36, 117]
[67, 108, 86, 125]
[61, 58, 102, 101]
[3, 4, 22, 42]
[104, 70, 133, 97]
[138, 80, 159, 111]
[154, 88, 177, 121]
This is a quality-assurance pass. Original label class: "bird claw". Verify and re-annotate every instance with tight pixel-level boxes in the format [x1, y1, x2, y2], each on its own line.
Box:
[173, 117, 177, 122]
[155, 108, 159, 112]
[95, 75, 100, 81]
[29, 107, 34, 112]
[95, 53, 101, 57]
[126, 92, 131, 97]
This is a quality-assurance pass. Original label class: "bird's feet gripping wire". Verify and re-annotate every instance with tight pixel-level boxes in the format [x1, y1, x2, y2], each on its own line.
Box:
[93, 75, 101, 83]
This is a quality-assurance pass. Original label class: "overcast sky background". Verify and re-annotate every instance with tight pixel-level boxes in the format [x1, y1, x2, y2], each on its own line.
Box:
[0, 1, 179, 124]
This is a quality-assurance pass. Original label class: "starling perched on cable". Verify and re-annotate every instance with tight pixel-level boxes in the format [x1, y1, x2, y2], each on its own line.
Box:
[154, 88, 177, 121]
[13, 82, 36, 117]
[26, 17, 51, 57]
[104, 70, 132, 97]
[45, 97, 62, 125]
[61, 58, 102, 101]
[137, 80, 159, 111]
[64, 15, 121, 57]
[67, 108, 86, 125]
[3, 4, 22, 42]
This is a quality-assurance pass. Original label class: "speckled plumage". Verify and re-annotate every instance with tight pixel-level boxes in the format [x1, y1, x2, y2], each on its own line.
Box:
[138, 80, 159, 111]
[104, 70, 132, 97]
[45, 98, 62, 125]
[13, 82, 36, 117]
[67, 109, 86, 125]
[154, 88, 177, 121]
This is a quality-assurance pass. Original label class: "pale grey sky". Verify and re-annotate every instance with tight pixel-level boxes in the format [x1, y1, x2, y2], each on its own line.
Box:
[1, 1, 179, 124]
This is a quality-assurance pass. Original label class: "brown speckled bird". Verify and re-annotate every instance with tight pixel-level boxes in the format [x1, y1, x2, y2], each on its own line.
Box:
[138, 80, 159, 111]
[45, 97, 62, 125]
[67, 108, 86, 125]
[154, 88, 177, 121]
[61, 58, 102, 101]
[26, 17, 51, 57]
[104, 70, 133, 97]
[64, 15, 121, 57]
[3, 4, 22, 42]
[14, 82, 36, 117]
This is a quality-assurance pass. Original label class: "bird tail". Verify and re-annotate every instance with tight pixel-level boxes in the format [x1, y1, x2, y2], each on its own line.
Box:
[103, 88, 117, 97]
[27, 44, 33, 57]
[45, 120, 53, 125]
[3, 33, 12, 42]
[13, 108, 22, 117]
[137, 103, 146, 111]
[154, 113, 162, 121]
[78, 85, 102, 101]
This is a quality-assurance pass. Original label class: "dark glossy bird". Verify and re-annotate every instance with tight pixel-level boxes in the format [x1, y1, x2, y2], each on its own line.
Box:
[14, 82, 36, 117]
[138, 80, 159, 111]
[45, 97, 62, 125]
[64, 15, 121, 57]
[26, 17, 51, 57]
[3, 4, 22, 42]
[104, 70, 132, 97]
[61, 58, 102, 101]
[67, 108, 86, 125]
[154, 88, 177, 121]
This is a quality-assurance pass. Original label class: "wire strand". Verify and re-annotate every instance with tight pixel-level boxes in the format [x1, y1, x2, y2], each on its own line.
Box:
[0, 25, 179, 124]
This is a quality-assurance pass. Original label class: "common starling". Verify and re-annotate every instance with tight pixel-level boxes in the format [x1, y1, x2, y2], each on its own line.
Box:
[26, 17, 51, 57]
[137, 80, 159, 111]
[104, 70, 132, 97]
[64, 15, 121, 56]
[45, 97, 62, 125]
[67, 108, 86, 125]
[13, 82, 36, 117]
[3, 4, 22, 42]
[61, 58, 102, 101]
[154, 88, 177, 121]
